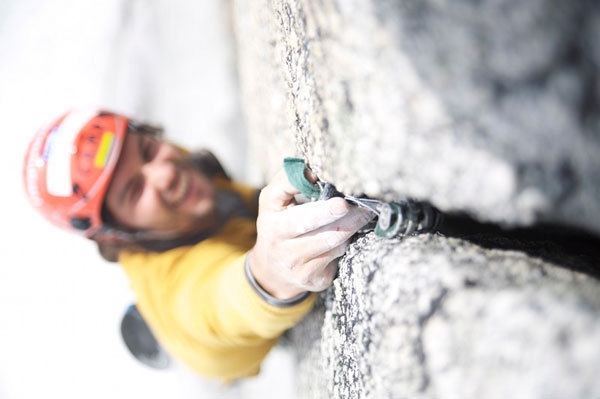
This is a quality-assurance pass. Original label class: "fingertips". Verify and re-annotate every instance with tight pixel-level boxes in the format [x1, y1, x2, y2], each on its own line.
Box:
[330, 240, 350, 259]
[326, 197, 350, 217]
[303, 168, 319, 184]
[280, 198, 350, 237]
[296, 246, 345, 291]
[259, 169, 302, 211]
[345, 206, 376, 229]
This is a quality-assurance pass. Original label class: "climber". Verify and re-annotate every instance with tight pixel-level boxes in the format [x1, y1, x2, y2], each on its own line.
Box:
[22, 108, 372, 381]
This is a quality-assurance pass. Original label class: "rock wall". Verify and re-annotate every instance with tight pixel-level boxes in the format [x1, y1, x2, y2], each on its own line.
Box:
[232, 0, 600, 397]
[236, 0, 600, 234]
[287, 231, 600, 398]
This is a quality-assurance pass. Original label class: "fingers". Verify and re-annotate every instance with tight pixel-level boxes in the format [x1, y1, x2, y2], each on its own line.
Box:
[258, 170, 302, 211]
[293, 245, 346, 292]
[251, 165, 377, 299]
[258, 167, 321, 212]
[299, 259, 340, 292]
[287, 207, 374, 255]
[266, 197, 352, 238]
[251, 205, 371, 297]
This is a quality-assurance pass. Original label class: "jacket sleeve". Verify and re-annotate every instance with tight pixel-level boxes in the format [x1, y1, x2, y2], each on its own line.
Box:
[120, 223, 315, 381]
[194, 252, 316, 379]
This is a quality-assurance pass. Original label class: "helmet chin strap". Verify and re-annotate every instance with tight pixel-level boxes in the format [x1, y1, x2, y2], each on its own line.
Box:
[92, 207, 221, 245]
[92, 226, 184, 244]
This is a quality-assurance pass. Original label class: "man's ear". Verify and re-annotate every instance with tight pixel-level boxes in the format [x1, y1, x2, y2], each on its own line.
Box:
[190, 149, 230, 180]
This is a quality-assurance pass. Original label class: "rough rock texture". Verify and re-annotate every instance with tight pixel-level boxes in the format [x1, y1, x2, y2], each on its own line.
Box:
[236, 0, 600, 235]
[288, 232, 600, 399]
[232, 0, 600, 398]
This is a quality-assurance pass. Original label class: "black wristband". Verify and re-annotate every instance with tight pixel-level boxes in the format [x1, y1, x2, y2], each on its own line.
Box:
[244, 255, 311, 308]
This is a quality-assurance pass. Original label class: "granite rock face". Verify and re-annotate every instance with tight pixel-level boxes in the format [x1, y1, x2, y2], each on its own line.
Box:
[232, 0, 600, 397]
[288, 233, 600, 399]
[236, 0, 600, 235]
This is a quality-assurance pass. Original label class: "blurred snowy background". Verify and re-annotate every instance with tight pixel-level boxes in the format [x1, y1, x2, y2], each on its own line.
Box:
[0, 1, 292, 398]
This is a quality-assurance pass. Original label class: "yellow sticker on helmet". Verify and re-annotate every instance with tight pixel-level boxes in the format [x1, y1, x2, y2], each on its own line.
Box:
[94, 132, 115, 168]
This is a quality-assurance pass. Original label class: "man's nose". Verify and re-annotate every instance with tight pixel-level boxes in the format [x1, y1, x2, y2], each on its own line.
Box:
[142, 159, 176, 193]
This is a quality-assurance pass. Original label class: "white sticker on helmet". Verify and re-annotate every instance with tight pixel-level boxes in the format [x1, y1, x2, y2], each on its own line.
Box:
[45, 109, 98, 197]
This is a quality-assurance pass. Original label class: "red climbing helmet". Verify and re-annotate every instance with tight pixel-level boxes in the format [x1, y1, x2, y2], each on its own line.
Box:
[23, 108, 129, 239]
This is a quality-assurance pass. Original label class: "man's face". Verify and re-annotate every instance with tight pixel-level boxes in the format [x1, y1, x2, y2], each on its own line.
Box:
[104, 131, 217, 236]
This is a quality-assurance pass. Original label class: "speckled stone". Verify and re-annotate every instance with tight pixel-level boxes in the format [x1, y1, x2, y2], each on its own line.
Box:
[290, 233, 600, 398]
[234, 0, 600, 236]
[231, 0, 600, 397]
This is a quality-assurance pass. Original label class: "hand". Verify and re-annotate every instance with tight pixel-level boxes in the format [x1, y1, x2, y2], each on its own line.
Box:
[248, 170, 373, 300]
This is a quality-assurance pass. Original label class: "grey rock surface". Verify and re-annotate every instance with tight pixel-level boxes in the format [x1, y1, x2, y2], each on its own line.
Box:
[236, 0, 600, 235]
[232, 0, 600, 398]
[288, 233, 600, 399]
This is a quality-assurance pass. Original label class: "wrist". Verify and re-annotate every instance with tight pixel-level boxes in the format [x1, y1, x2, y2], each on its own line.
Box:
[244, 253, 310, 308]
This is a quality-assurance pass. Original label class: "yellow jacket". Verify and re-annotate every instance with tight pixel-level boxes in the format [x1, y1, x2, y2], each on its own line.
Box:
[119, 178, 316, 381]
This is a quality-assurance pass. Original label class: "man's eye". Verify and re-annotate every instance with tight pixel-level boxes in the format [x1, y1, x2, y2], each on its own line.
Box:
[129, 178, 144, 203]
[141, 138, 158, 162]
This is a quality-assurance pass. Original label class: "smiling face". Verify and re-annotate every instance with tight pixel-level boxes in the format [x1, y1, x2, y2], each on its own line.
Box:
[104, 131, 218, 237]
